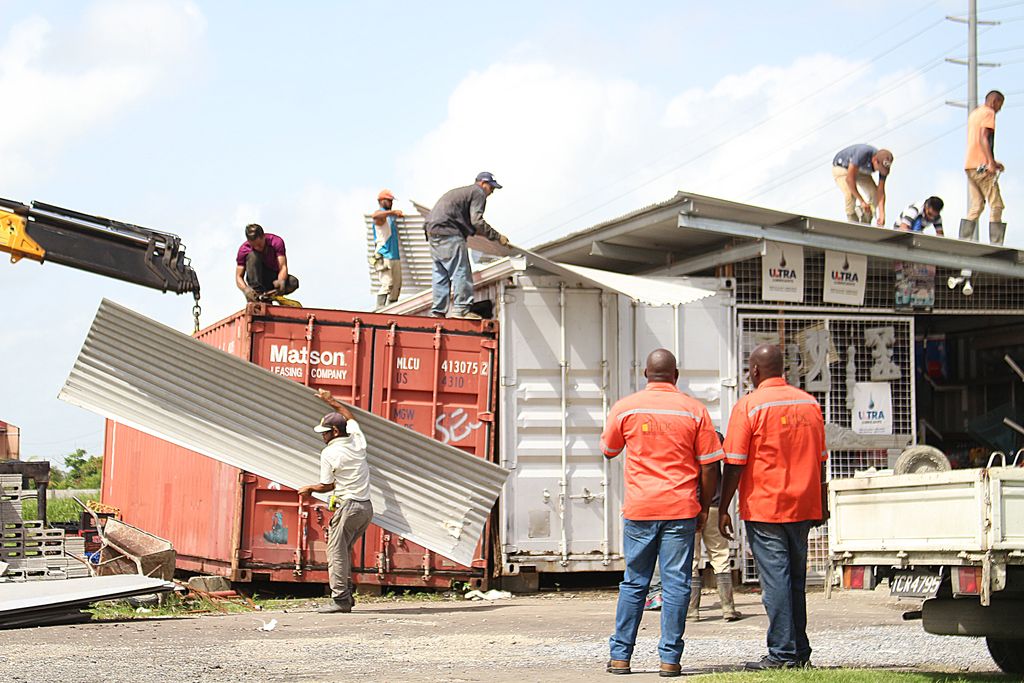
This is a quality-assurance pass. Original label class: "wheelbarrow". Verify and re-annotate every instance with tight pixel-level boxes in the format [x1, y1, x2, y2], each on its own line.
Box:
[74, 497, 176, 581]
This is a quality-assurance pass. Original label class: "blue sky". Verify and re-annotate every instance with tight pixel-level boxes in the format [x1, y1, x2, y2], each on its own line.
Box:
[2, 0, 1022, 464]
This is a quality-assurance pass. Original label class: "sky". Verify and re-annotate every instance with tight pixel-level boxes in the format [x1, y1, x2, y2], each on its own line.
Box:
[2, 0, 1022, 465]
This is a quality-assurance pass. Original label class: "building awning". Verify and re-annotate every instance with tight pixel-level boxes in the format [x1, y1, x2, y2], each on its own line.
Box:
[58, 300, 510, 567]
[535, 192, 1024, 280]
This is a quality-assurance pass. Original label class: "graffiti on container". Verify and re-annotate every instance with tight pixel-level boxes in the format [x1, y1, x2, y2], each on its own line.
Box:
[435, 408, 482, 445]
[263, 511, 289, 544]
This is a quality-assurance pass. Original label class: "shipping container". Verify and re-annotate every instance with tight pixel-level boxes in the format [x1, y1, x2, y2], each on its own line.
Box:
[102, 303, 498, 588]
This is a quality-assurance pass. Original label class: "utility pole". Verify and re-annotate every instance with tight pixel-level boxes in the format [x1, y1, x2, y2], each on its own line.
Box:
[946, 0, 1000, 117]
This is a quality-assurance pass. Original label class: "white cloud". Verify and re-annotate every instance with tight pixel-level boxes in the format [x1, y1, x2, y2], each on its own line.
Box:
[0, 0, 205, 186]
[399, 54, 959, 244]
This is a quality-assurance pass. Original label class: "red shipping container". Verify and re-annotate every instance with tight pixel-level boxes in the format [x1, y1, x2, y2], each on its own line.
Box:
[102, 303, 498, 589]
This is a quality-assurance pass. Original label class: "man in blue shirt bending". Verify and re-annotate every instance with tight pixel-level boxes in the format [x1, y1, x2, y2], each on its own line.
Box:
[831, 144, 893, 226]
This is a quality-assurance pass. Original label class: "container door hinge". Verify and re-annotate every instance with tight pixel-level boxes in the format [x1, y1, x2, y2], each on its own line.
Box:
[478, 412, 494, 423]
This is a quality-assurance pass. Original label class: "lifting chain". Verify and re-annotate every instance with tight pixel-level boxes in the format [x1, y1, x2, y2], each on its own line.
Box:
[192, 294, 202, 335]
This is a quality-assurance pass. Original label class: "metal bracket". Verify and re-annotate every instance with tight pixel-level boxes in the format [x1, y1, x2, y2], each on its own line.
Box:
[0, 210, 45, 263]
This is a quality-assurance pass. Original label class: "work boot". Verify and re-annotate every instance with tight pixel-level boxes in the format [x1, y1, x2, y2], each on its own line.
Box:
[716, 572, 742, 621]
[686, 574, 701, 621]
[606, 659, 630, 675]
[659, 662, 682, 678]
[317, 600, 352, 614]
[375, 294, 388, 309]
[990, 221, 1007, 246]
[959, 218, 979, 241]
[453, 311, 482, 320]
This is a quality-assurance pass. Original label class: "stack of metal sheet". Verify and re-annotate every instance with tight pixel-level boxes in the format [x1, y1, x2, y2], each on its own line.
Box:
[0, 574, 175, 629]
[0, 475, 90, 581]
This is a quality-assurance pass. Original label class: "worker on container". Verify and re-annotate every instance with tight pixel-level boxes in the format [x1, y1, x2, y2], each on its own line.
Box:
[601, 348, 723, 678]
[371, 189, 404, 310]
[960, 90, 1006, 244]
[298, 389, 373, 614]
[831, 144, 893, 226]
[687, 431, 742, 623]
[235, 223, 299, 302]
[894, 196, 944, 236]
[424, 172, 510, 319]
[719, 344, 827, 670]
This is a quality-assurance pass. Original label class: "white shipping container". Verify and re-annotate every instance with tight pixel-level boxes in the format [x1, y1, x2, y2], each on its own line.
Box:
[497, 273, 735, 573]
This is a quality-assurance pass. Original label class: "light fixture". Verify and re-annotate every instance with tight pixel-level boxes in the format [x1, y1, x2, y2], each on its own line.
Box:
[948, 269, 974, 296]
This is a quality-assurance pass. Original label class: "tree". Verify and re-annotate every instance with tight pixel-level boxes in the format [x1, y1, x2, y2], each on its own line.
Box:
[54, 449, 102, 489]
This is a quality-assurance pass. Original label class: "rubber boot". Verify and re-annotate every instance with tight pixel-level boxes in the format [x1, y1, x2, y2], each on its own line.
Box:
[959, 218, 978, 242]
[686, 574, 702, 621]
[716, 572, 742, 621]
[375, 294, 388, 309]
[989, 221, 1007, 246]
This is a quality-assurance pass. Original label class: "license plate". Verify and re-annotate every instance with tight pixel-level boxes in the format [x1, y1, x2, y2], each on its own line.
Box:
[890, 570, 942, 598]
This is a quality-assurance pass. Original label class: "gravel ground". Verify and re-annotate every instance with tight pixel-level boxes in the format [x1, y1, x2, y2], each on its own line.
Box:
[0, 588, 999, 682]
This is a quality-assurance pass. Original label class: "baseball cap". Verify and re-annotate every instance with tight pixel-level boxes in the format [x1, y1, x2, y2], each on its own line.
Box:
[377, 189, 395, 201]
[475, 171, 502, 189]
[875, 149, 894, 169]
[313, 412, 347, 433]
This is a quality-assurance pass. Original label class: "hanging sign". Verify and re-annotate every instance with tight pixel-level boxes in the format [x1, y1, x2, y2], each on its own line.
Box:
[852, 382, 893, 435]
[823, 251, 867, 305]
[761, 242, 804, 303]
[894, 261, 935, 309]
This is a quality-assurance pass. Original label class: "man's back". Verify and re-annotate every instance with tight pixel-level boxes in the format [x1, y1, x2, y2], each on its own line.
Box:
[426, 185, 484, 238]
[724, 378, 826, 523]
[601, 382, 722, 520]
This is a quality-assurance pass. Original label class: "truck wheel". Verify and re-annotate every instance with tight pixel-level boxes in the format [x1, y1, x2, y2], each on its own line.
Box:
[987, 637, 1024, 674]
[894, 445, 951, 475]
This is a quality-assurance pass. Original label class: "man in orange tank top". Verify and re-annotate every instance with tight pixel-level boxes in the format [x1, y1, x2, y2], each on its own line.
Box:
[719, 344, 827, 670]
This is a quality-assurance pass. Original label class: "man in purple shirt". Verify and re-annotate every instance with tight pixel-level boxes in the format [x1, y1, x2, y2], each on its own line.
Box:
[235, 223, 299, 301]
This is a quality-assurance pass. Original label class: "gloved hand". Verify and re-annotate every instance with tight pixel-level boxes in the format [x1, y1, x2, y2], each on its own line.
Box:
[244, 287, 258, 302]
[370, 252, 384, 266]
[272, 278, 287, 292]
[498, 234, 510, 247]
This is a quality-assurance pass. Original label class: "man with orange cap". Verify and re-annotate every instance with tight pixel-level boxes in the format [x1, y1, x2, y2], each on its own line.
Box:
[371, 189, 404, 309]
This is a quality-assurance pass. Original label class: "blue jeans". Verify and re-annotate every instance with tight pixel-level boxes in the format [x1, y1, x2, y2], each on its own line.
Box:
[610, 517, 696, 665]
[746, 520, 814, 664]
[429, 234, 473, 316]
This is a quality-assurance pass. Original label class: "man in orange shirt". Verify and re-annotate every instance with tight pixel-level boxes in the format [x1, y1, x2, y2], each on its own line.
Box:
[960, 90, 1006, 244]
[601, 349, 724, 678]
[719, 344, 827, 670]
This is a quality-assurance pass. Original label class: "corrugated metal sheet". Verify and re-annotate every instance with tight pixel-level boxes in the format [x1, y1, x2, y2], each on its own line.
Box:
[59, 300, 509, 567]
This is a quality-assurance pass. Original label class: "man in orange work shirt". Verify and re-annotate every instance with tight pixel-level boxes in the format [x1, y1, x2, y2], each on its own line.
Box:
[719, 344, 827, 670]
[601, 349, 724, 678]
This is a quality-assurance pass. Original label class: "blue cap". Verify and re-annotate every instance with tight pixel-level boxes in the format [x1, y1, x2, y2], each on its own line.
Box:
[475, 171, 502, 189]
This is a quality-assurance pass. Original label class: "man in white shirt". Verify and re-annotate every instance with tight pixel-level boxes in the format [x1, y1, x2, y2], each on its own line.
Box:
[298, 389, 374, 613]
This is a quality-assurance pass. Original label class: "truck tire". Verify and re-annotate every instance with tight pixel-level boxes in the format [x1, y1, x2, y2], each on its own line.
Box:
[894, 445, 951, 475]
[987, 638, 1024, 674]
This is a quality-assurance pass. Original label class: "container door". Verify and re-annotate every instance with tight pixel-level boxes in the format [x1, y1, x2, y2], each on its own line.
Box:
[368, 323, 498, 583]
[501, 277, 622, 571]
[241, 314, 374, 576]
[629, 280, 735, 428]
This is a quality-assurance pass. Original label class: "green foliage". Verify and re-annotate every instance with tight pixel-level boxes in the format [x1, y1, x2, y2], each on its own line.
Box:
[19, 494, 97, 523]
[55, 448, 102, 489]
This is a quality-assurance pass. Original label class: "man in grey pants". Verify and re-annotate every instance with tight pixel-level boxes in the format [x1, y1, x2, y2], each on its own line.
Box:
[424, 172, 510, 319]
[299, 389, 374, 613]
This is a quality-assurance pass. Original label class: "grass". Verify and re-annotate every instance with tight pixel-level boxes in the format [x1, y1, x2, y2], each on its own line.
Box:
[689, 671, 1007, 682]
[19, 494, 98, 523]
[89, 592, 256, 619]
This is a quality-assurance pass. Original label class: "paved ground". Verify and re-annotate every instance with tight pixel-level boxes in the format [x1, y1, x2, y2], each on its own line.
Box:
[0, 588, 999, 682]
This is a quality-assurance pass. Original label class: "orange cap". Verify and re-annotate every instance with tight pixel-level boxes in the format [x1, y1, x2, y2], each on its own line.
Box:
[377, 189, 395, 201]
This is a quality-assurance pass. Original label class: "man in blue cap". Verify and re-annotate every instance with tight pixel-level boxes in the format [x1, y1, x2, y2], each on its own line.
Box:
[424, 172, 510, 319]
[298, 389, 373, 613]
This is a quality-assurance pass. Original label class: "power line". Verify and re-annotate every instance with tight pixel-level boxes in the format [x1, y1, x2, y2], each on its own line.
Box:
[977, 0, 1024, 13]
[514, 4, 947, 244]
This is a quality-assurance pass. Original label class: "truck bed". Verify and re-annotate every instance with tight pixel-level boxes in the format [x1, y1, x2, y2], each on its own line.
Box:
[829, 466, 1024, 564]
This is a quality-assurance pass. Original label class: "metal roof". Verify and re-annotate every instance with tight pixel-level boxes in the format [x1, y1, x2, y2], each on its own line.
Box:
[534, 192, 1024, 279]
[58, 300, 510, 567]
[380, 245, 717, 315]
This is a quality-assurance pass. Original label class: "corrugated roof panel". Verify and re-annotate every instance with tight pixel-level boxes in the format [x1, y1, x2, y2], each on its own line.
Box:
[58, 300, 509, 567]
[365, 214, 434, 294]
